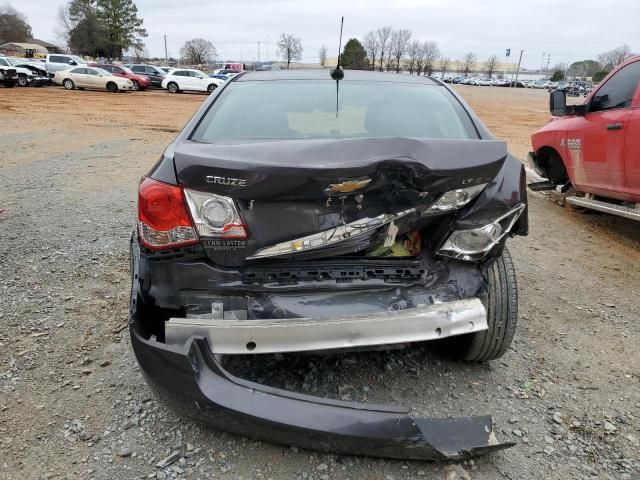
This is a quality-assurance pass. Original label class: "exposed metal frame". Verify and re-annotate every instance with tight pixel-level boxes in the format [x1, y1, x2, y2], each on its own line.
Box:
[164, 298, 488, 354]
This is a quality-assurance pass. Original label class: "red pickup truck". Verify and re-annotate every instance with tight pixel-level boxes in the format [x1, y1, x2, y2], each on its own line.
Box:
[529, 56, 640, 220]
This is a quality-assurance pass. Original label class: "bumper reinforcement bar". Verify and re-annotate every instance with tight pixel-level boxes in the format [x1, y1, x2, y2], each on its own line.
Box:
[164, 298, 488, 354]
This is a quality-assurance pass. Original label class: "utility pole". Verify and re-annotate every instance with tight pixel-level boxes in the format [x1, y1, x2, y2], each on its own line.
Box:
[163, 34, 168, 64]
[266, 35, 269, 63]
[257, 42, 261, 63]
[545, 53, 551, 73]
[540, 52, 546, 77]
[513, 49, 524, 87]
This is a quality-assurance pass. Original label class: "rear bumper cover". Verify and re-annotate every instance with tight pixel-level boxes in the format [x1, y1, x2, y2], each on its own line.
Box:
[131, 328, 514, 460]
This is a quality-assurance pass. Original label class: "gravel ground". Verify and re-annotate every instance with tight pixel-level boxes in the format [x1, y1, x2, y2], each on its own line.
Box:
[1, 86, 639, 480]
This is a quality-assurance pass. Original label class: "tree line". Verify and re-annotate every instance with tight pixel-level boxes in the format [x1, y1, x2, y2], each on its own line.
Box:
[549, 45, 635, 82]
[313, 26, 635, 83]
[314, 26, 502, 78]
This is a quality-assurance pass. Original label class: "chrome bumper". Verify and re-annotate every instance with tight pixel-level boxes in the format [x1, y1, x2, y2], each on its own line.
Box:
[164, 298, 488, 354]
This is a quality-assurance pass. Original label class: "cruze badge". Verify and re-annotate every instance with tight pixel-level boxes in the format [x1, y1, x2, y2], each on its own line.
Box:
[206, 176, 247, 187]
[325, 178, 372, 194]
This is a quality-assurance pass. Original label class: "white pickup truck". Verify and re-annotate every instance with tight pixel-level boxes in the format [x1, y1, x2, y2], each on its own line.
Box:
[45, 54, 88, 74]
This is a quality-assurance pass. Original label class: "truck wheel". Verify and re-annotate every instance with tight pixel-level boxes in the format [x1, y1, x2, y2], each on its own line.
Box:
[107, 82, 118, 93]
[446, 247, 518, 362]
[63, 79, 74, 90]
[17, 74, 28, 87]
[167, 82, 179, 93]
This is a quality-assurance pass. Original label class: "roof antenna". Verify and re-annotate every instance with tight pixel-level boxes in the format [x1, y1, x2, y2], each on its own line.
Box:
[331, 16, 344, 117]
[331, 16, 345, 81]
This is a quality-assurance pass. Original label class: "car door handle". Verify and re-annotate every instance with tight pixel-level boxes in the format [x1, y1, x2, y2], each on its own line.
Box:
[606, 123, 623, 130]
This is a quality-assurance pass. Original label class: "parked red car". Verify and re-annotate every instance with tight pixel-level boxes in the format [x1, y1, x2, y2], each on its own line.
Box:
[530, 55, 640, 220]
[88, 63, 151, 91]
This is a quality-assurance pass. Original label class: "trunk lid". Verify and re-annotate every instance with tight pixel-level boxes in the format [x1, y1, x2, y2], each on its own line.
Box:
[173, 138, 507, 266]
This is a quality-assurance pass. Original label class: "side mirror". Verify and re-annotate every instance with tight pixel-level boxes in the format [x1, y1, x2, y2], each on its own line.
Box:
[549, 89, 567, 116]
[68, 60, 76, 65]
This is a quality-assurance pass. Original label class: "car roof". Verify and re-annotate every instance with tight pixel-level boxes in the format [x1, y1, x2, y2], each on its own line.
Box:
[237, 69, 440, 85]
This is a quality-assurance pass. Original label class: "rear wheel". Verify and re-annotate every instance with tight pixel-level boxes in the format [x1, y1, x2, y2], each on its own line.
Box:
[63, 79, 74, 90]
[107, 82, 118, 93]
[207, 83, 217, 94]
[17, 74, 28, 87]
[167, 82, 179, 93]
[131, 80, 139, 91]
[446, 247, 518, 362]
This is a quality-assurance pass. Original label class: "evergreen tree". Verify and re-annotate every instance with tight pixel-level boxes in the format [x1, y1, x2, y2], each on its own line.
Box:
[68, 0, 106, 57]
[95, 0, 147, 59]
[341, 38, 368, 70]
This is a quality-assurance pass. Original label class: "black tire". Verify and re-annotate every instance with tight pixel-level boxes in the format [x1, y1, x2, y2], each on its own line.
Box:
[131, 80, 139, 91]
[107, 82, 118, 93]
[17, 74, 28, 87]
[167, 82, 179, 93]
[63, 79, 74, 90]
[207, 83, 217, 94]
[447, 247, 518, 362]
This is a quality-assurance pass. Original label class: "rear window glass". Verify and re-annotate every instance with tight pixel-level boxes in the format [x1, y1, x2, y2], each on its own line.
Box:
[192, 80, 476, 141]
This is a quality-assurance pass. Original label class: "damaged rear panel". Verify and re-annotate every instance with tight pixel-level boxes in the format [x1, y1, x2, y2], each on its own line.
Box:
[132, 70, 527, 461]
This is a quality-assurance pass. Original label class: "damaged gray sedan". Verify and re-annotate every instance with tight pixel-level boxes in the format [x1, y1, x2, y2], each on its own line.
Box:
[129, 69, 527, 460]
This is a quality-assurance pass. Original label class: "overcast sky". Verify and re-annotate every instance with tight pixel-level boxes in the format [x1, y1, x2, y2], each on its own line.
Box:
[16, 0, 640, 68]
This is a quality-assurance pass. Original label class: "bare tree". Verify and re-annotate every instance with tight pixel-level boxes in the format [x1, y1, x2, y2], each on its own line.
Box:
[415, 43, 426, 75]
[462, 52, 477, 76]
[363, 31, 378, 71]
[440, 56, 450, 77]
[54, 5, 72, 51]
[486, 54, 499, 78]
[422, 41, 440, 76]
[597, 45, 632, 69]
[180, 38, 216, 65]
[406, 40, 421, 74]
[277, 33, 303, 69]
[318, 44, 328, 68]
[375, 25, 392, 72]
[131, 41, 145, 62]
[390, 28, 411, 73]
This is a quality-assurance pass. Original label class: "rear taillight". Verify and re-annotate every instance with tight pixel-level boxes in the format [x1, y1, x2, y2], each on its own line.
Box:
[137, 177, 198, 250]
[183, 189, 249, 239]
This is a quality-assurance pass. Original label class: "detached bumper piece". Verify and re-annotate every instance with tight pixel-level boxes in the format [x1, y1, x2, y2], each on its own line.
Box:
[131, 330, 515, 460]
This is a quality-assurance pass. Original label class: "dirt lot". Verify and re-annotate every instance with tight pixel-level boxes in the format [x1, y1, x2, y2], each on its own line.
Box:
[1, 84, 639, 480]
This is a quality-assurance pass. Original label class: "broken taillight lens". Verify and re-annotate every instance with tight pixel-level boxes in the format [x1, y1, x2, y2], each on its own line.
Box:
[137, 177, 198, 250]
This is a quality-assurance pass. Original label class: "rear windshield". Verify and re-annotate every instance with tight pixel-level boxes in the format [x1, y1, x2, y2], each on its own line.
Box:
[192, 80, 477, 141]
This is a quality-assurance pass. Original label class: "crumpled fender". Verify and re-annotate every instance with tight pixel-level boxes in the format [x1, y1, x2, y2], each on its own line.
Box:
[450, 154, 528, 236]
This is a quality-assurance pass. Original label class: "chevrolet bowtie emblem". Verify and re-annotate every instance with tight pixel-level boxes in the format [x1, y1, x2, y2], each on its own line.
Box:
[325, 179, 372, 194]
